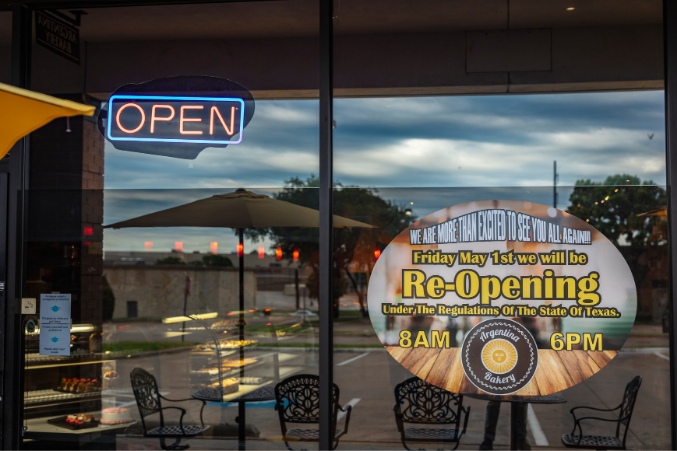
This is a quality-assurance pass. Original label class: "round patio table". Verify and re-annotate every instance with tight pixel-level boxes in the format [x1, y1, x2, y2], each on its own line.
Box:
[193, 385, 276, 451]
[467, 394, 566, 450]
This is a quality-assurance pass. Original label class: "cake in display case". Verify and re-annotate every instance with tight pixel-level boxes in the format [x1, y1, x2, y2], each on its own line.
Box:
[100, 407, 133, 425]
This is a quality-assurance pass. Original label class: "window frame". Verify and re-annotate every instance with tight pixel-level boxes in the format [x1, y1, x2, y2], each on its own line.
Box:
[4, 1, 677, 450]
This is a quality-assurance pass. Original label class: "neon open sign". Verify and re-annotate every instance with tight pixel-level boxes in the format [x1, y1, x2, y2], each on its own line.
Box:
[106, 95, 245, 145]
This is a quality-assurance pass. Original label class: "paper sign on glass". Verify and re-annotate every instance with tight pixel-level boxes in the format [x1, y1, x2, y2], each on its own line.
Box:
[39, 293, 71, 356]
[39, 323, 71, 356]
[39, 293, 71, 325]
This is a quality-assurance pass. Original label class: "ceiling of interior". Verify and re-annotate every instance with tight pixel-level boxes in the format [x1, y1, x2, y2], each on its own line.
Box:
[0, 0, 662, 47]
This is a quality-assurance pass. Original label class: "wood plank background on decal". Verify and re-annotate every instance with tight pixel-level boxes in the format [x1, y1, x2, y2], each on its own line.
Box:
[387, 347, 618, 397]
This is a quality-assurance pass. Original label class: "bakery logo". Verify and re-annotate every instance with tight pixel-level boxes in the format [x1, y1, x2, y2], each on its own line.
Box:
[461, 319, 538, 395]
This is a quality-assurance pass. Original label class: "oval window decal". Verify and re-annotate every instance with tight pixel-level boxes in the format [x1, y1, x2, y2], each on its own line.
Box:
[367, 200, 637, 397]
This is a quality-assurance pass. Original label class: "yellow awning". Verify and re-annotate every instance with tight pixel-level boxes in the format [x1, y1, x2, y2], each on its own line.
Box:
[0, 82, 96, 160]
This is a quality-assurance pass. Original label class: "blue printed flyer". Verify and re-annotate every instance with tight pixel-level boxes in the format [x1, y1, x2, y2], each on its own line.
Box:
[39, 323, 71, 356]
[39, 294, 71, 356]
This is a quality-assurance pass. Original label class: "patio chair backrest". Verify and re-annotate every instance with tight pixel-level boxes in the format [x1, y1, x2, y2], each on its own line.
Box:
[617, 375, 642, 443]
[274, 374, 340, 429]
[130, 367, 165, 432]
[394, 377, 463, 427]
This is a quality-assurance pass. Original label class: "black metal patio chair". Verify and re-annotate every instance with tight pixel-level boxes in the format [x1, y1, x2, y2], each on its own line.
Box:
[130, 368, 210, 450]
[274, 374, 352, 450]
[393, 376, 471, 450]
[561, 375, 642, 450]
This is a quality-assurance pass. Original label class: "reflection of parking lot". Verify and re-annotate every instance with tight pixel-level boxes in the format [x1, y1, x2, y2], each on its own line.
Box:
[112, 317, 670, 450]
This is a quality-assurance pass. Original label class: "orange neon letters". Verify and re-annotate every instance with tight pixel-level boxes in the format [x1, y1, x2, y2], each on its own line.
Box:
[210, 106, 235, 135]
[180, 105, 204, 135]
[116, 103, 145, 134]
[151, 105, 175, 133]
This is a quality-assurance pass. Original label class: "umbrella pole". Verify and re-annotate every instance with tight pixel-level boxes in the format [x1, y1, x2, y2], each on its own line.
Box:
[238, 228, 246, 450]
[239, 228, 245, 325]
[181, 275, 189, 342]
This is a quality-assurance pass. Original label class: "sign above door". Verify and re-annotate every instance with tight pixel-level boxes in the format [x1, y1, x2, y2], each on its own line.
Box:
[35, 11, 81, 65]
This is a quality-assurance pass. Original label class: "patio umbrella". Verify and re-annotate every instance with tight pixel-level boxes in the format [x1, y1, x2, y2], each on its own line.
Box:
[105, 188, 375, 313]
[105, 187, 375, 326]
[105, 189, 376, 310]
[0, 82, 96, 159]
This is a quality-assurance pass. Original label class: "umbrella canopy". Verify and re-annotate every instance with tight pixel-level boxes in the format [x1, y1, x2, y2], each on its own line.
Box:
[105, 189, 376, 229]
[0, 82, 96, 159]
[637, 205, 667, 217]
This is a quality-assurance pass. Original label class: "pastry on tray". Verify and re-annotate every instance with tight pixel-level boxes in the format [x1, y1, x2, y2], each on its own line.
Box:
[79, 379, 101, 393]
[211, 320, 237, 329]
[210, 377, 239, 395]
[58, 378, 101, 393]
[102, 371, 120, 390]
[66, 414, 95, 426]
[218, 339, 257, 348]
[221, 358, 257, 367]
[192, 344, 216, 353]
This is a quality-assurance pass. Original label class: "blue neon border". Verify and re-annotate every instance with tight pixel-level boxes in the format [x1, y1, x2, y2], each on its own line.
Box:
[106, 95, 245, 145]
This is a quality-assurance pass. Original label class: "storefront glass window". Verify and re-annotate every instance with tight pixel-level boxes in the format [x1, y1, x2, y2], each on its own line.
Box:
[333, 1, 669, 449]
[23, 2, 321, 449]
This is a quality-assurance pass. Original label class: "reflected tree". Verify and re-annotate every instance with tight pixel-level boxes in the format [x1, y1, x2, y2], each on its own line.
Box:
[247, 175, 415, 317]
[201, 254, 233, 267]
[566, 174, 667, 316]
[102, 276, 116, 321]
[155, 256, 186, 265]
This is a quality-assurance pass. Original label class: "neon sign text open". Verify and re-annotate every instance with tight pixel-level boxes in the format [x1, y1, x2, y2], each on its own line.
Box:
[107, 95, 245, 145]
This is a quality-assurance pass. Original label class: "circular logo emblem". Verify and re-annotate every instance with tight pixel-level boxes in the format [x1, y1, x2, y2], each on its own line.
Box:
[462, 319, 538, 395]
[482, 339, 518, 374]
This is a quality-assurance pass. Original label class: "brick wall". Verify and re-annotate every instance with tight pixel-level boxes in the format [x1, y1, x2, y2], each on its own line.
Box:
[81, 120, 105, 325]
[28, 116, 106, 326]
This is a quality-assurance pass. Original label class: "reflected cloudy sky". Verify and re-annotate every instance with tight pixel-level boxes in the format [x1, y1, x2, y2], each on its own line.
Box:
[334, 92, 666, 187]
[102, 90, 666, 253]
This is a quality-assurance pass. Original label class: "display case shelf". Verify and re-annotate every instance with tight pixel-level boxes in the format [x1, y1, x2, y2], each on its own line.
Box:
[24, 388, 133, 406]
[25, 353, 114, 369]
